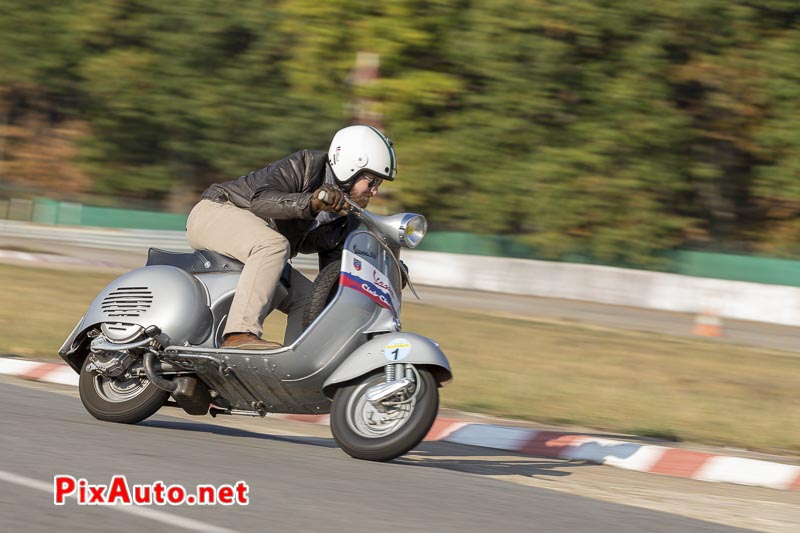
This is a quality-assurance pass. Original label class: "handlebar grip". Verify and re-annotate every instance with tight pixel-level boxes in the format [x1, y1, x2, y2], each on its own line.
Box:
[317, 189, 359, 213]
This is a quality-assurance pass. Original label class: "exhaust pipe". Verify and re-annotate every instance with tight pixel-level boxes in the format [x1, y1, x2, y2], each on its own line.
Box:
[144, 351, 177, 392]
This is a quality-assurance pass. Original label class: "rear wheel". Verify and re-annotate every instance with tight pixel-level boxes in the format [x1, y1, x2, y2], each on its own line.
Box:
[330, 367, 439, 461]
[79, 356, 169, 424]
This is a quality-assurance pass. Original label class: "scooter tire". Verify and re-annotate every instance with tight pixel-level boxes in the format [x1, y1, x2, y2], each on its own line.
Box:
[330, 368, 439, 462]
[79, 356, 170, 424]
[302, 260, 341, 329]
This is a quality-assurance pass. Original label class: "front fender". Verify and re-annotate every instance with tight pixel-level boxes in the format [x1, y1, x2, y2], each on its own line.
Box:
[323, 332, 452, 398]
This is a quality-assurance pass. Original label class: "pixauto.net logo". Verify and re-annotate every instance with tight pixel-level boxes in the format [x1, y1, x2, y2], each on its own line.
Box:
[54, 475, 249, 506]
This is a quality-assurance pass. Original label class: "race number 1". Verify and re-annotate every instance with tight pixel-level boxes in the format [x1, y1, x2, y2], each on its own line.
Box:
[384, 339, 411, 361]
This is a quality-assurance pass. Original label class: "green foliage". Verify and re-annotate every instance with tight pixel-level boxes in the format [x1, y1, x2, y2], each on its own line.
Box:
[1, 0, 799, 267]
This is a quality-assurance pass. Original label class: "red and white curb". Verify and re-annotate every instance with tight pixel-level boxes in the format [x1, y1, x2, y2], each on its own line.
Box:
[274, 415, 800, 491]
[0, 358, 81, 386]
[3, 358, 798, 492]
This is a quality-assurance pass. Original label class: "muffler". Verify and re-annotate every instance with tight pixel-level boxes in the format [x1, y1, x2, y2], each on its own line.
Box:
[171, 376, 212, 416]
[143, 352, 211, 415]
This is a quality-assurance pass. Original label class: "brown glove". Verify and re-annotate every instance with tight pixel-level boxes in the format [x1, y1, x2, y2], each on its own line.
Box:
[311, 184, 348, 214]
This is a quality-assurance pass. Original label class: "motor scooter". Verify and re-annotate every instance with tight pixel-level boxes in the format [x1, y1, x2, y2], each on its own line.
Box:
[58, 197, 452, 461]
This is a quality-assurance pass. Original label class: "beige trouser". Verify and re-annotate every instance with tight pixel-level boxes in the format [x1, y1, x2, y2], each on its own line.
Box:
[185, 199, 312, 344]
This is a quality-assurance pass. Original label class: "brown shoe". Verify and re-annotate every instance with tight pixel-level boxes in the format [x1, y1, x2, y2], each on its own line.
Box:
[222, 332, 283, 350]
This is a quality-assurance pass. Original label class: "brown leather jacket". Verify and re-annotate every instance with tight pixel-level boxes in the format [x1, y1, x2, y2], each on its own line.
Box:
[200, 150, 358, 268]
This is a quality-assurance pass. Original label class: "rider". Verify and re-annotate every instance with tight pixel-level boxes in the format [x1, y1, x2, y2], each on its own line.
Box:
[185, 125, 397, 350]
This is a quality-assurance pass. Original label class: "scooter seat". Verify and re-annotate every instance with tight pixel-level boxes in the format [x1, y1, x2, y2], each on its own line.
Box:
[146, 248, 244, 273]
[146, 248, 293, 287]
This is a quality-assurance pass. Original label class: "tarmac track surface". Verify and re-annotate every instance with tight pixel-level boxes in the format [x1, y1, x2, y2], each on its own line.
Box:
[0, 378, 754, 533]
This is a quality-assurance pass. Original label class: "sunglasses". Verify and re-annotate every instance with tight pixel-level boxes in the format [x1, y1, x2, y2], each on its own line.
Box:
[364, 175, 383, 190]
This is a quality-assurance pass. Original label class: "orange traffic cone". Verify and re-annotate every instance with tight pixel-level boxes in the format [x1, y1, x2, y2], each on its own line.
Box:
[692, 309, 724, 337]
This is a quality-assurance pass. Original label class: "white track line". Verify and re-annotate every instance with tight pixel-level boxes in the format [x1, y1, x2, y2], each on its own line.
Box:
[0, 470, 239, 533]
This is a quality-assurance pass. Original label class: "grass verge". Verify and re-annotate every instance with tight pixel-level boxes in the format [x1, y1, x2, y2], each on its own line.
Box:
[2, 263, 798, 454]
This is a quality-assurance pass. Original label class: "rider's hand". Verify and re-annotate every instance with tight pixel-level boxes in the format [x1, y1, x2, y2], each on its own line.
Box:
[311, 184, 348, 215]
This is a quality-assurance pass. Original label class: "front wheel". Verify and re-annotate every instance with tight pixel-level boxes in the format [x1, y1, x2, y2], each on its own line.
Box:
[79, 356, 170, 424]
[302, 260, 341, 330]
[330, 367, 439, 462]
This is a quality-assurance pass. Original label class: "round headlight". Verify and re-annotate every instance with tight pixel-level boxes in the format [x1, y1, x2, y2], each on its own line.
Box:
[400, 214, 427, 248]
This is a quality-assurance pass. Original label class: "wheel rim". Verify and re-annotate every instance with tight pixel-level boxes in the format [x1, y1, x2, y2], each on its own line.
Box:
[92, 374, 152, 403]
[345, 377, 419, 438]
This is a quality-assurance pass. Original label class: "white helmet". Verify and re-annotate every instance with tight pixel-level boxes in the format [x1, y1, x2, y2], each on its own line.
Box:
[327, 125, 397, 185]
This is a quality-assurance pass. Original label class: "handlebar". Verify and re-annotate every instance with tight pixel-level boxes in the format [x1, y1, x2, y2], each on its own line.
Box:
[316, 187, 421, 298]
[317, 190, 362, 216]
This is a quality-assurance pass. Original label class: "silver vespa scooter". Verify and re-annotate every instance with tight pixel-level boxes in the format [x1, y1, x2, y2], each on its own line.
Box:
[58, 198, 452, 461]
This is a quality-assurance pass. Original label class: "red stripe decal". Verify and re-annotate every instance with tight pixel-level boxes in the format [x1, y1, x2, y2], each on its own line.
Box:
[649, 449, 715, 478]
[518, 432, 585, 458]
[339, 273, 392, 310]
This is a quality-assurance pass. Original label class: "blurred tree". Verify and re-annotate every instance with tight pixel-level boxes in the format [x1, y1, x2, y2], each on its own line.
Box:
[750, 24, 800, 256]
[389, 1, 694, 266]
[71, 0, 338, 204]
[0, 1, 90, 192]
[0, 0, 799, 266]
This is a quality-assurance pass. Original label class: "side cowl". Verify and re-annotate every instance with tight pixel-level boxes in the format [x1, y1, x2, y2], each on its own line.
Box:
[81, 265, 212, 347]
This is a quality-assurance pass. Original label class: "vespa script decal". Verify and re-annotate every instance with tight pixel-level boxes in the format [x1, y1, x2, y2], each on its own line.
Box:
[352, 244, 377, 258]
[372, 270, 396, 299]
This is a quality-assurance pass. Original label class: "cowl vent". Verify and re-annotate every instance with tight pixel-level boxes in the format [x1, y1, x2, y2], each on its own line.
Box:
[101, 286, 153, 318]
